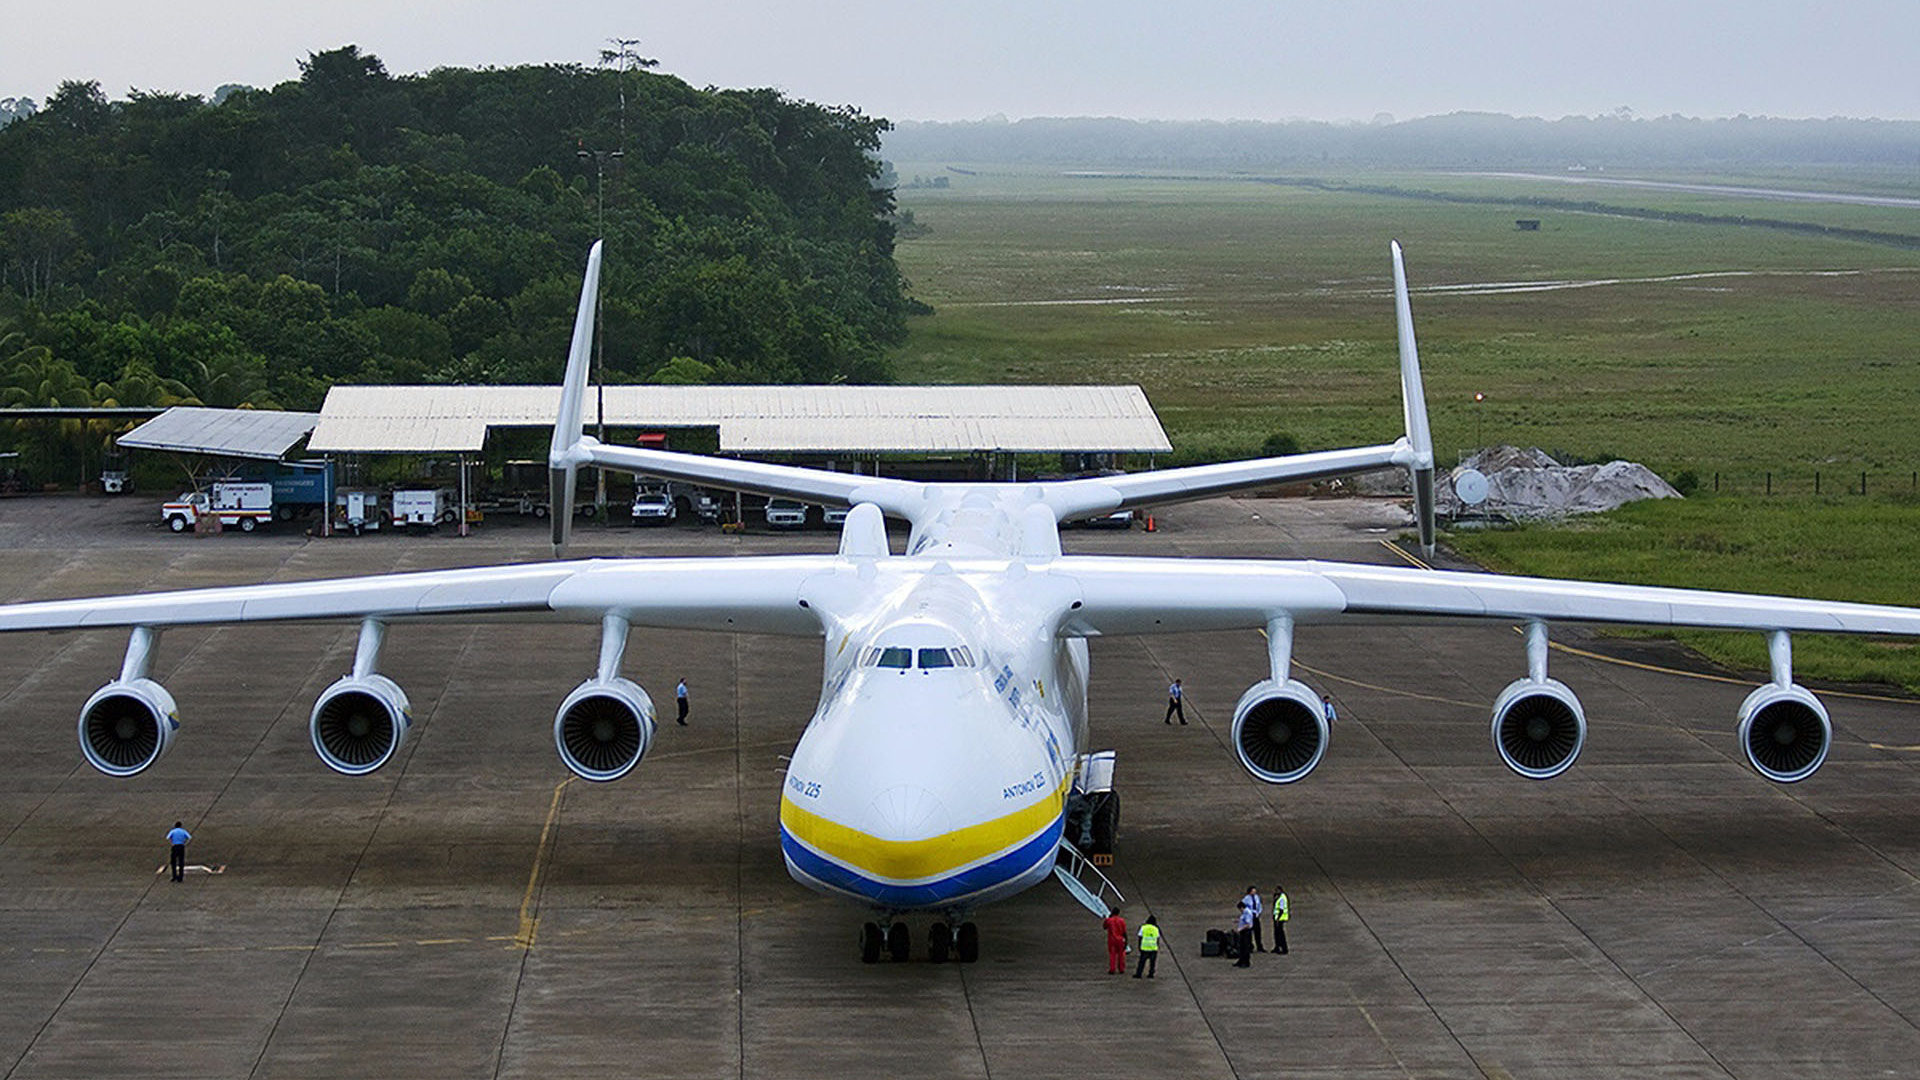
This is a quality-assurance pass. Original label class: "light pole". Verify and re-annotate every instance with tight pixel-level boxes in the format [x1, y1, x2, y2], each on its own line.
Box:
[576, 147, 623, 521]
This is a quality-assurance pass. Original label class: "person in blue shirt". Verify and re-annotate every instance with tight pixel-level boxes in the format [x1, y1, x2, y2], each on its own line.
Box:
[166, 821, 191, 882]
[1322, 695, 1338, 725]
[1244, 885, 1265, 952]
[1233, 900, 1255, 967]
[676, 679, 689, 726]
[1163, 679, 1186, 725]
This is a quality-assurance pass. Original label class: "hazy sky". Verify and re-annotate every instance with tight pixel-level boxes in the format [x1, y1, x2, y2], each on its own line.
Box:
[6, 0, 1917, 122]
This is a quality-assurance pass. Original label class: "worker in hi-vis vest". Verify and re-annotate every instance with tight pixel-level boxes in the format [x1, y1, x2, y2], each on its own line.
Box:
[1133, 916, 1161, 978]
[1273, 884, 1290, 955]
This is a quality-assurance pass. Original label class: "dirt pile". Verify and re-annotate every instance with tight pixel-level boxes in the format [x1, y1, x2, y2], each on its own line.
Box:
[1439, 446, 1680, 519]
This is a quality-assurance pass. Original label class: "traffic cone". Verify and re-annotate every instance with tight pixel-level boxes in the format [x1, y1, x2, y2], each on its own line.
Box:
[1146, 515, 1156, 532]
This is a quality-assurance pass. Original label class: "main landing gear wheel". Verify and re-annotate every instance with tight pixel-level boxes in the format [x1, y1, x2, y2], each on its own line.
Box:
[886, 922, 911, 962]
[956, 922, 980, 964]
[1091, 791, 1121, 854]
[859, 922, 882, 964]
[928, 922, 951, 963]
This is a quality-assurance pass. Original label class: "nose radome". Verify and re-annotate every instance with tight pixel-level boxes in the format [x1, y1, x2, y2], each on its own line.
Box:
[868, 784, 950, 842]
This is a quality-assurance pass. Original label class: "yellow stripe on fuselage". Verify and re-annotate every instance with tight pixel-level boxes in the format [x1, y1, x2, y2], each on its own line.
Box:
[780, 780, 1066, 883]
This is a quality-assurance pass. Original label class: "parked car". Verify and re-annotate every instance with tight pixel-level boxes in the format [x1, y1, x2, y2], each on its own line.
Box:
[822, 505, 850, 526]
[631, 489, 676, 526]
[764, 498, 808, 529]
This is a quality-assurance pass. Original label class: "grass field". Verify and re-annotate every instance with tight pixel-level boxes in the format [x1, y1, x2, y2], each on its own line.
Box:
[892, 167, 1920, 473]
[891, 166, 1920, 687]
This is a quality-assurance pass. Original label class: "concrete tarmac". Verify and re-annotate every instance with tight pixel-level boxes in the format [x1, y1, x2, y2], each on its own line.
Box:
[3, 494, 1920, 1078]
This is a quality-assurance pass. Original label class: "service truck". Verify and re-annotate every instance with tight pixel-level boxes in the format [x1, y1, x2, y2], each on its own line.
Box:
[162, 482, 274, 533]
[392, 489, 458, 528]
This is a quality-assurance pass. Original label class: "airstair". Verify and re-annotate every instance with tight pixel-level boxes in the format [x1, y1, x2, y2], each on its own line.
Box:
[1053, 838, 1125, 917]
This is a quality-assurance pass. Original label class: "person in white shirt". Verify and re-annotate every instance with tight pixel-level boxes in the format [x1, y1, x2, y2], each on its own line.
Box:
[1243, 885, 1265, 952]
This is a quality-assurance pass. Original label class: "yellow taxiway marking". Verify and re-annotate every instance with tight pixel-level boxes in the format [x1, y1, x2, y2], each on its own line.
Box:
[514, 776, 573, 949]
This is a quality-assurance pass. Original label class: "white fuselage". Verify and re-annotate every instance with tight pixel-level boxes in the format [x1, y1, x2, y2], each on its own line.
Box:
[778, 492, 1090, 913]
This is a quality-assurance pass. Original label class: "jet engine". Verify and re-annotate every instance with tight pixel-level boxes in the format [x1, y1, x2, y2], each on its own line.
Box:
[554, 678, 656, 782]
[1737, 683, 1830, 783]
[78, 679, 179, 777]
[1491, 677, 1587, 779]
[1231, 679, 1330, 784]
[310, 675, 413, 775]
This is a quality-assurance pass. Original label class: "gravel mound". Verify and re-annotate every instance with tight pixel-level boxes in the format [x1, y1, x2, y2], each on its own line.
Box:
[1440, 446, 1680, 520]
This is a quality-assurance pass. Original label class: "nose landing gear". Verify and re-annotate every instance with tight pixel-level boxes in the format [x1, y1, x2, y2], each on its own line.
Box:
[859, 918, 980, 963]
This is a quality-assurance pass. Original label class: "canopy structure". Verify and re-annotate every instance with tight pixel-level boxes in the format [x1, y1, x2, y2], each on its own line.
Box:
[117, 407, 320, 461]
[307, 385, 1173, 455]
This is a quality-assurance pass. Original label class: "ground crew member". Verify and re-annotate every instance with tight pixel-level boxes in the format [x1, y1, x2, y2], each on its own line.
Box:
[166, 821, 191, 882]
[1322, 695, 1337, 724]
[1103, 906, 1128, 974]
[1133, 915, 1160, 978]
[1234, 901, 1255, 967]
[1164, 679, 1186, 725]
[676, 678, 689, 726]
[1273, 883, 1290, 954]
[1244, 885, 1265, 952]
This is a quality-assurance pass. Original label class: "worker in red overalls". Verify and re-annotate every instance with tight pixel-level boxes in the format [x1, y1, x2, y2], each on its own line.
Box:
[1103, 905, 1129, 974]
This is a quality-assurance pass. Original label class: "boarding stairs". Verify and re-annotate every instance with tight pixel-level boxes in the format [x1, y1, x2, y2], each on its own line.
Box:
[1053, 838, 1125, 917]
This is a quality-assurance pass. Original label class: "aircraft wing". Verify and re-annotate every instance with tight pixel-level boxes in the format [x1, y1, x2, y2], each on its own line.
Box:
[1049, 556, 1920, 638]
[0, 556, 836, 636]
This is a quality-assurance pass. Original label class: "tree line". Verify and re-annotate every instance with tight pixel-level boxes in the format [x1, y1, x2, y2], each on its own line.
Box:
[0, 47, 914, 483]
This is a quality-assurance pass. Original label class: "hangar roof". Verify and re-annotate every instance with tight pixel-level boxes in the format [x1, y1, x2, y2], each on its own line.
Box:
[117, 407, 320, 461]
[307, 385, 1172, 454]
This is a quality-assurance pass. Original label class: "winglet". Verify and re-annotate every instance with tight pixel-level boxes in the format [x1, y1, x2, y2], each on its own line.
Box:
[549, 240, 603, 556]
[1390, 241, 1437, 557]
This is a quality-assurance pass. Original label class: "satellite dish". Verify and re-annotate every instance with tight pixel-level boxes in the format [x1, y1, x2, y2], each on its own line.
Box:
[1452, 468, 1489, 506]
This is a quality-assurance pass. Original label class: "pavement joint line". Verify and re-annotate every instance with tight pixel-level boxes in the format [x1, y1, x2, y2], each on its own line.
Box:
[1385, 538, 1920, 705]
[1350, 1000, 1417, 1080]
[733, 633, 748, 1080]
[1111, 860, 1241, 1080]
[244, 608, 473, 1080]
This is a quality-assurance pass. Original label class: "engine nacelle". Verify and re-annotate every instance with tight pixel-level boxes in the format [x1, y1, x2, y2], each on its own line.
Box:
[1491, 677, 1587, 779]
[310, 675, 413, 775]
[1737, 683, 1831, 783]
[554, 678, 656, 782]
[1231, 679, 1329, 784]
[78, 678, 179, 777]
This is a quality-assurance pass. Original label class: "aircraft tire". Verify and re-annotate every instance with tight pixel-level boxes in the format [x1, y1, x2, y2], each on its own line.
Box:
[859, 922, 882, 964]
[928, 922, 951, 963]
[1091, 791, 1120, 854]
[886, 922, 911, 962]
[957, 922, 980, 963]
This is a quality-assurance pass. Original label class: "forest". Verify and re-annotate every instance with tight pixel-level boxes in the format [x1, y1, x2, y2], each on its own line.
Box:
[0, 46, 912, 481]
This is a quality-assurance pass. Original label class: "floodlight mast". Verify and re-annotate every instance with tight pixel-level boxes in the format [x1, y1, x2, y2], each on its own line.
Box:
[575, 146, 624, 520]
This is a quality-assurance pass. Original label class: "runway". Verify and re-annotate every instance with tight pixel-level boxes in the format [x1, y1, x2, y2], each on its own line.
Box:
[3, 494, 1920, 1079]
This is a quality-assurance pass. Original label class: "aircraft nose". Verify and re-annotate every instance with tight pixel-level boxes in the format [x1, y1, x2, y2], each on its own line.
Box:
[868, 784, 950, 842]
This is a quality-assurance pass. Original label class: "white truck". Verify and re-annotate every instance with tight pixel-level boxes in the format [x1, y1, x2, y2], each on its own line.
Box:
[162, 482, 274, 534]
[392, 489, 458, 528]
[764, 498, 808, 529]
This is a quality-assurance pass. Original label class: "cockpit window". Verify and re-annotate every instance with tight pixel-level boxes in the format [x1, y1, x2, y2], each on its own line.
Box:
[917, 648, 954, 669]
[875, 647, 912, 669]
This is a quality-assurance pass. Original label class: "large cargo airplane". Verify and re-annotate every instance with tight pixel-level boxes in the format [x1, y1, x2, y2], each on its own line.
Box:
[7, 242, 1920, 965]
